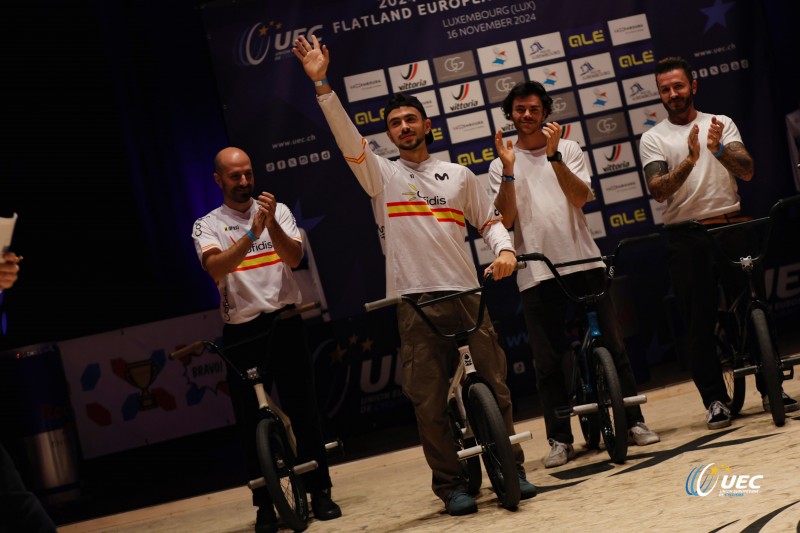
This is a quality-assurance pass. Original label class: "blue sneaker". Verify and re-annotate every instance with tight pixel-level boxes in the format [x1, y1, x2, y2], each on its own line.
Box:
[445, 487, 477, 516]
[519, 473, 537, 500]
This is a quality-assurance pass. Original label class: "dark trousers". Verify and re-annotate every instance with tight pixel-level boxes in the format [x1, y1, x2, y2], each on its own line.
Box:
[521, 268, 644, 444]
[223, 310, 332, 509]
[0, 443, 56, 533]
[396, 292, 524, 502]
[667, 224, 772, 408]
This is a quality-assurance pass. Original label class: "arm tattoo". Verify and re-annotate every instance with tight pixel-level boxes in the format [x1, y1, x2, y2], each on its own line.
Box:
[644, 160, 693, 203]
[717, 141, 754, 181]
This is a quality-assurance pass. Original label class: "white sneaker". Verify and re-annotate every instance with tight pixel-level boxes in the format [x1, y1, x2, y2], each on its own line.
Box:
[706, 400, 731, 430]
[543, 439, 575, 468]
[628, 422, 660, 446]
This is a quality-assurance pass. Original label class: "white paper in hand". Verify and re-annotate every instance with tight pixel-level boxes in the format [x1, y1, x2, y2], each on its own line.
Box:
[0, 213, 17, 259]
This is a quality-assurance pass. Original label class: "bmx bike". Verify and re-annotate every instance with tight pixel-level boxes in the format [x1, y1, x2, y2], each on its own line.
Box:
[670, 195, 800, 427]
[365, 276, 533, 509]
[170, 301, 339, 532]
[516, 237, 653, 464]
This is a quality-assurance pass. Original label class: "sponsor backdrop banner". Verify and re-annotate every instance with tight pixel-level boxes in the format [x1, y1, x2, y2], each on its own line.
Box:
[63, 1, 797, 456]
[184, 0, 799, 445]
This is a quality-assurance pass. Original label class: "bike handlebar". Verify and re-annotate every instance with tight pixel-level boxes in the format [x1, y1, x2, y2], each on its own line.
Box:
[663, 194, 800, 267]
[363, 277, 497, 341]
[169, 301, 322, 361]
[515, 232, 661, 306]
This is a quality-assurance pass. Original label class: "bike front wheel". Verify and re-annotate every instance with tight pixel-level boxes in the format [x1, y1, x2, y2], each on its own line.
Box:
[594, 347, 628, 464]
[255, 418, 309, 531]
[467, 383, 520, 509]
[448, 397, 482, 495]
[751, 308, 785, 427]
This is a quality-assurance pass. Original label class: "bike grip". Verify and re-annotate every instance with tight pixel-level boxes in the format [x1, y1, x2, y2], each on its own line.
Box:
[169, 340, 205, 360]
[771, 193, 800, 215]
[364, 296, 403, 312]
[617, 232, 661, 248]
[280, 301, 321, 319]
[515, 252, 545, 263]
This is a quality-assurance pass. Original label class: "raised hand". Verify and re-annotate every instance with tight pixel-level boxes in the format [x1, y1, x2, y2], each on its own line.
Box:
[494, 129, 515, 173]
[687, 124, 700, 165]
[706, 116, 724, 154]
[541, 121, 562, 157]
[293, 35, 329, 82]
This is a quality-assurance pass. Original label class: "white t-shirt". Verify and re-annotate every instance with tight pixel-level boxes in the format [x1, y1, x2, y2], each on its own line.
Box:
[488, 139, 604, 291]
[192, 201, 303, 323]
[639, 111, 744, 224]
[317, 91, 514, 297]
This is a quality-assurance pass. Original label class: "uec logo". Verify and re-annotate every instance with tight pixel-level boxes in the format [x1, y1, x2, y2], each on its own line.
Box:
[685, 463, 763, 496]
[685, 463, 719, 496]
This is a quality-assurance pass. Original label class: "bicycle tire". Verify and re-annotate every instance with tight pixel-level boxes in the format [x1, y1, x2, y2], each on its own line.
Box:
[593, 347, 628, 464]
[715, 314, 745, 415]
[255, 418, 309, 531]
[751, 308, 785, 427]
[448, 398, 482, 495]
[467, 383, 520, 509]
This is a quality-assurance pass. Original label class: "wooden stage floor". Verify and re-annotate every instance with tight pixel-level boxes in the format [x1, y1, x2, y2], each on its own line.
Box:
[58, 370, 800, 533]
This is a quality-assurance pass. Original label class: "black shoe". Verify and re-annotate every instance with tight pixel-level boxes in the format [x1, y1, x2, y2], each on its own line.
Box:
[519, 473, 537, 500]
[762, 392, 800, 413]
[311, 488, 342, 521]
[444, 487, 477, 516]
[255, 507, 278, 533]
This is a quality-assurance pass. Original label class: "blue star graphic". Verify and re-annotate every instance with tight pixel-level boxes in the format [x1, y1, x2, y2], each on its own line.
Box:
[293, 200, 324, 233]
[700, 0, 734, 33]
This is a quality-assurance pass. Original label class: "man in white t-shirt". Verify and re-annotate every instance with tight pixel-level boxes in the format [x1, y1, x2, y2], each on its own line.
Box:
[490, 81, 659, 468]
[293, 35, 536, 516]
[192, 147, 341, 532]
[639, 57, 798, 430]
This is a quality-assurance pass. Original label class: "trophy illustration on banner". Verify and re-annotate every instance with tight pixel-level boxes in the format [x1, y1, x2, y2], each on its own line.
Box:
[125, 358, 161, 410]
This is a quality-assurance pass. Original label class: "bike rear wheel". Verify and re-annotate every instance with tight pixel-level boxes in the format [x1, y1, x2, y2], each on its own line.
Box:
[255, 418, 309, 531]
[448, 397, 482, 495]
[715, 312, 746, 415]
[467, 383, 520, 509]
[594, 347, 628, 464]
[751, 308, 785, 426]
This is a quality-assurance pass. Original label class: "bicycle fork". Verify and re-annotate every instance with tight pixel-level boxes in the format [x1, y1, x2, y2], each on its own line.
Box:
[247, 376, 337, 490]
[450, 345, 532, 460]
[565, 312, 647, 418]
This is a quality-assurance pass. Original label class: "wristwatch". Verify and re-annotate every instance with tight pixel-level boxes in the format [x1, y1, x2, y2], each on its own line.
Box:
[546, 151, 562, 162]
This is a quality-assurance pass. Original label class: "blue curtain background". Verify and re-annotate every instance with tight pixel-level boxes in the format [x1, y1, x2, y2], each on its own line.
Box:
[1, 0, 798, 349]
